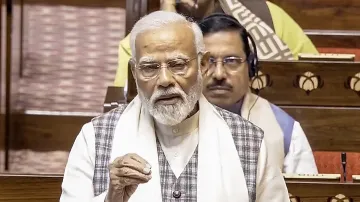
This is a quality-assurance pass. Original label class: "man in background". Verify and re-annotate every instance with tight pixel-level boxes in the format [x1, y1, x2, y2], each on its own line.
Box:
[199, 13, 318, 174]
[114, 0, 318, 88]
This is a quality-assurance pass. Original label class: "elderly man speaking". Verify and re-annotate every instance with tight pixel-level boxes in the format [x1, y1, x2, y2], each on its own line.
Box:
[60, 11, 289, 202]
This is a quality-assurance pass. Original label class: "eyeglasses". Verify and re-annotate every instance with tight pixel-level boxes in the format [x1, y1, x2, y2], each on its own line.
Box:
[135, 56, 198, 79]
[207, 56, 247, 73]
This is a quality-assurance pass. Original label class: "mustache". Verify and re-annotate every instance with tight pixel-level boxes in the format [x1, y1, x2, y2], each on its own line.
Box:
[150, 87, 185, 103]
[206, 80, 233, 90]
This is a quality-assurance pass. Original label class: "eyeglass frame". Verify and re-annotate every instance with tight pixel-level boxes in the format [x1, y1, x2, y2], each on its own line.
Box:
[205, 56, 247, 74]
[130, 54, 201, 80]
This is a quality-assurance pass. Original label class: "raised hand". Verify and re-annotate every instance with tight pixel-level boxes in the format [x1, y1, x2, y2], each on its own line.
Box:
[105, 153, 152, 202]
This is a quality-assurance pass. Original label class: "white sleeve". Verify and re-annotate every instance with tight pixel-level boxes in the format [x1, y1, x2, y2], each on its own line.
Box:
[283, 121, 318, 174]
[60, 122, 108, 202]
[256, 141, 290, 202]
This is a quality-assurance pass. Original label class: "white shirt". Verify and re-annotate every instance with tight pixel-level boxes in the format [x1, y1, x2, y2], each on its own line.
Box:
[154, 111, 199, 178]
[60, 122, 290, 202]
[283, 121, 318, 174]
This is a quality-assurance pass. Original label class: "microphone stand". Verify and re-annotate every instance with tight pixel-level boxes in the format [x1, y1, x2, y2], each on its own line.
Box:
[341, 152, 347, 182]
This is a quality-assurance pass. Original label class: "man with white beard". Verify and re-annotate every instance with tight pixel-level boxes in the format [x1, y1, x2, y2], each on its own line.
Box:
[60, 11, 289, 202]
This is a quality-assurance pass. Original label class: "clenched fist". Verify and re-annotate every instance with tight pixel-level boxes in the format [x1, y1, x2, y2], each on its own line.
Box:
[105, 153, 152, 202]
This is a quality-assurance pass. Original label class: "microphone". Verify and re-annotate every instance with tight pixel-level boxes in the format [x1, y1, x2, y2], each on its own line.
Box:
[341, 152, 347, 182]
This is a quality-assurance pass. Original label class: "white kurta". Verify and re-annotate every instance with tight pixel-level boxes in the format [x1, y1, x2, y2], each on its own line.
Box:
[283, 121, 318, 174]
[60, 96, 290, 202]
[241, 92, 318, 175]
[60, 123, 290, 202]
[154, 111, 200, 178]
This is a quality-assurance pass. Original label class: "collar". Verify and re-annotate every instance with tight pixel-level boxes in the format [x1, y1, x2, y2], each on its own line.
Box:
[154, 111, 200, 137]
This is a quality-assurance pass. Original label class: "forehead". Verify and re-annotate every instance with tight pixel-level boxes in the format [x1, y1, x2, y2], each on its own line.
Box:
[135, 23, 197, 60]
[204, 30, 245, 56]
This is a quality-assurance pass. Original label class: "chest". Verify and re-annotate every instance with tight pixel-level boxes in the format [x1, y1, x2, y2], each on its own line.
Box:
[157, 140, 198, 202]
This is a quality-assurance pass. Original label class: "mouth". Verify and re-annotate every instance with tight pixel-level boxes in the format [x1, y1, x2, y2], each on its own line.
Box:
[155, 94, 182, 105]
[207, 85, 231, 91]
[206, 85, 232, 96]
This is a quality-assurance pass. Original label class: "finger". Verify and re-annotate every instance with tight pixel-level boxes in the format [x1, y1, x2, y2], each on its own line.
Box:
[112, 166, 152, 182]
[109, 169, 151, 189]
[110, 175, 149, 188]
[111, 154, 152, 175]
[116, 154, 151, 175]
[129, 153, 151, 169]
[119, 176, 151, 186]
[109, 174, 147, 191]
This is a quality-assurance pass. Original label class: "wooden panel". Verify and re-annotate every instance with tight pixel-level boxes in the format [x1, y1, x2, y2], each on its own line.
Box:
[284, 173, 341, 183]
[103, 86, 125, 112]
[282, 107, 360, 152]
[19, 0, 125, 8]
[11, 107, 360, 153]
[0, 115, 4, 171]
[353, 175, 360, 182]
[256, 61, 360, 106]
[11, 113, 93, 151]
[306, 30, 360, 49]
[148, 0, 159, 13]
[269, 0, 360, 30]
[287, 181, 360, 202]
[1, 174, 360, 202]
[0, 115, 3, 150]
[0, 174, 62, 202]
[125, 0, 148, 35]
[125, 0, 155, 101]
[0, 0, 3, 152]
[0, 2, 4, 171]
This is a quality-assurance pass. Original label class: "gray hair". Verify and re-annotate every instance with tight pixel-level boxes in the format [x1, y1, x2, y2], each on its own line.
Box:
[129, 11, 205, 60]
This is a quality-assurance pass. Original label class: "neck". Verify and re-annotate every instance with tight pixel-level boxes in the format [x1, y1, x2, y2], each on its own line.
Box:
[155, 109, 200, 138]
[224, 99, 243, 115]
[187, 102, 199, 119]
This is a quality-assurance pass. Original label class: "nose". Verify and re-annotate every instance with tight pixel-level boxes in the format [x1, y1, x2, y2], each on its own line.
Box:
[213, 62, 226, 81]
[157, 66, 175, 88]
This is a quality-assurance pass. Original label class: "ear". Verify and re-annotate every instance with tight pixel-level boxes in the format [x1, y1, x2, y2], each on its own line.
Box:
[200, 51, 210, 74]
[128, 59, 137, 79]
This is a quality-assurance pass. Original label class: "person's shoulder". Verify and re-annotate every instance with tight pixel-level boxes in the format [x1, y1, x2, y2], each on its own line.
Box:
[215, 106, 264, 140]
[268, 102, 295, 122]
[119, 34, 131, 51]
[91, 104, 129, 124]
[265, 1, 306, 34]
[265, 1, 288, 17]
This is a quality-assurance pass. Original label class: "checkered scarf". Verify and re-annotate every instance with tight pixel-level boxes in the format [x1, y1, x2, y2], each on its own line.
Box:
[92, 104, 263, 202]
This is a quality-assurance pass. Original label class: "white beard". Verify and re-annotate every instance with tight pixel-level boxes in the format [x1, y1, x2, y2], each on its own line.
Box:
[138, 73, 202, 126]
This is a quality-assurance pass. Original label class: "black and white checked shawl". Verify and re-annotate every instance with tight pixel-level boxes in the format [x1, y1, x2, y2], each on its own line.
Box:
[92, 104, 264, 202]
